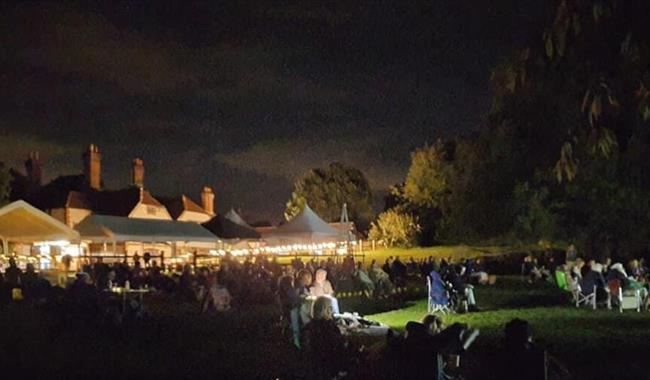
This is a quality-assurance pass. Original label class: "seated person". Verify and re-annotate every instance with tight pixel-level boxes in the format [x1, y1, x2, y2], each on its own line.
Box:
[302, 296, 350, 379]
[369, 262, 394, 297]
[490, 318, 546, 380]
[608, 262, 647, 299]
[489, 318, 569, 380]
[353, 262, 375, 297]
[579, 263, 605, 295]
[607, 263, 631, 288]
[310, 268, 339, 314]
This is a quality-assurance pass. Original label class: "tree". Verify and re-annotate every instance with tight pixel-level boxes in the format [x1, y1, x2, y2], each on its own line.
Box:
[395, 140, 455, 245]
[368, 209, 420, 248]
[0, 162, 10, 207]
[431, 0, 650, 250]
[403, 140, 452, 209]
[285, 162, 374, 231]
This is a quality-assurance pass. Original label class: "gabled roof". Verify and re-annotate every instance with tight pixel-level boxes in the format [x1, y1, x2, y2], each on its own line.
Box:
[159, 195, 208, 220]
[76, 214, 218, 243]
[0, 200, 80, 242]
[203, 214, 261, 240]
[224, 208, 253, 228]
[27, 173, 168, 218]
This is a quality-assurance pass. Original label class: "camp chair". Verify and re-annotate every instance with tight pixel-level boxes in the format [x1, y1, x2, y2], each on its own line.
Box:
[427, 270, 451, 314]
[555, 270, 569, 291]
[571, 280, 596, 309]
[606, 279, 641, 312]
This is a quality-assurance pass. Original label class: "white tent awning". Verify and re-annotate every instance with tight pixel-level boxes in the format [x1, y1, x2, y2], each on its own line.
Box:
[0, 200, 80, 243]
[76, 214, 219, 243]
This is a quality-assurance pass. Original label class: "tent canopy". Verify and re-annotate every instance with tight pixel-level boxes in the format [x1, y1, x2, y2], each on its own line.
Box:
[224, 208, 253, 228]
[203, 214, 260, 240]
[0, 200, 80, 243]
[76, 214, 218, 243]
[265, 204, 342, 243]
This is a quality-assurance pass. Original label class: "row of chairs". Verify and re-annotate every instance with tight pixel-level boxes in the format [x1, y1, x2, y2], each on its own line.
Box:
[555, 271, 642, 312]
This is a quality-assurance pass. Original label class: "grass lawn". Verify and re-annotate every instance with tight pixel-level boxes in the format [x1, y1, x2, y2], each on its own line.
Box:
[362, 244, 542, 264]
[3, 276, 648, 379]
[368, 277, 650, 380]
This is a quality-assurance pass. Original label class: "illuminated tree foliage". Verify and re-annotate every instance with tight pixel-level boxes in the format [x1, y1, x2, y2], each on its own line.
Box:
[285, 162, 373, 231]
[368, 209, 420, 248]
[403, 140, 452, 209]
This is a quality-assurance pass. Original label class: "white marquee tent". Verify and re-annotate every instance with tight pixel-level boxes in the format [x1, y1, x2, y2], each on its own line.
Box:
[76, 214, 219, 243]
[0, 200, 81, 254]
[224, 208, 253, 228]
[263, 204, 344, 245]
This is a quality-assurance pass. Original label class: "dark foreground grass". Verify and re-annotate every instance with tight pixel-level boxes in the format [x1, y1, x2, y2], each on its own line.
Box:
[0, 300, 300, 380]
[369, 277, 650, 380]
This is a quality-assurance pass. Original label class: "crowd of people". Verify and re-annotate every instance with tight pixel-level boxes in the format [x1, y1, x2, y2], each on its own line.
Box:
[0, 250, 585, 379]
[520, 247, 650, 308]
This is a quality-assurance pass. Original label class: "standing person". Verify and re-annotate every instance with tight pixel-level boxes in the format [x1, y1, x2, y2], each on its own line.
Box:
[277, 275, 301, 348]
[565, 244, 577, 264]
[295, 269, 314, 325]
[382, 257, 394, 281]
[4, 258, 22, 288]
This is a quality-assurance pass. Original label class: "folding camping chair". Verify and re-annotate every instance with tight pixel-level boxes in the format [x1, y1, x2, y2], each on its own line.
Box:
[606, 279, 641, 312]
[427, 270, 451, 314]
[571, 280, 596, 309]
[555, 270, 569, 291]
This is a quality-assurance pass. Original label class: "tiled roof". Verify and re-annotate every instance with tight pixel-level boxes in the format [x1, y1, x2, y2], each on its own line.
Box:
[158, 195, 207, 220]
[29, 177, 168, 217]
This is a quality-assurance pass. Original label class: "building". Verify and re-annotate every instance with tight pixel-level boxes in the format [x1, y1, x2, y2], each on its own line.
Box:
[26, 144, 214, 227]
[19, 144, 218, 262]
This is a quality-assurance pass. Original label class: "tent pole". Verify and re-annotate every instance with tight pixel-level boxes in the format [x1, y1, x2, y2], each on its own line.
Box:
[76, 240, 81, 271]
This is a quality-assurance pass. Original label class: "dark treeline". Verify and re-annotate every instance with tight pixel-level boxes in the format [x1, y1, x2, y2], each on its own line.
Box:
[374, 0, 650, 259]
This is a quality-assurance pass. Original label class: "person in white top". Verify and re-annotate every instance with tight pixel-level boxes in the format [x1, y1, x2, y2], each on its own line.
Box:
[310, 268, 339, 314]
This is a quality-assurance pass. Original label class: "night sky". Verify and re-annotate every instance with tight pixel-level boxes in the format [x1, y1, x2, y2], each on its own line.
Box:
[0, 1, 545, 222]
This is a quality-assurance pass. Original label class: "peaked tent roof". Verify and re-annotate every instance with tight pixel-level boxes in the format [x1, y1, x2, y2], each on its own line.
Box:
[76, 214, 218, 243]
[203, 214, 261, 240]
[224, 208, 253, 228]
[265, 204, 342, 243]
[0, 200, 80, 242]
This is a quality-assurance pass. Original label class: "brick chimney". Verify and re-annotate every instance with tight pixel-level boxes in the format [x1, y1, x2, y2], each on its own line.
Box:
[24, 151, 42, 186]
[201, 186, 215, 215]
[82, 144, 101, 190]
[132, 158, 144, 188]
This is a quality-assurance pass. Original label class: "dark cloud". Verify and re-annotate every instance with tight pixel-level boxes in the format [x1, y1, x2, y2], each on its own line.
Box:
[0, 1, 545, 221]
